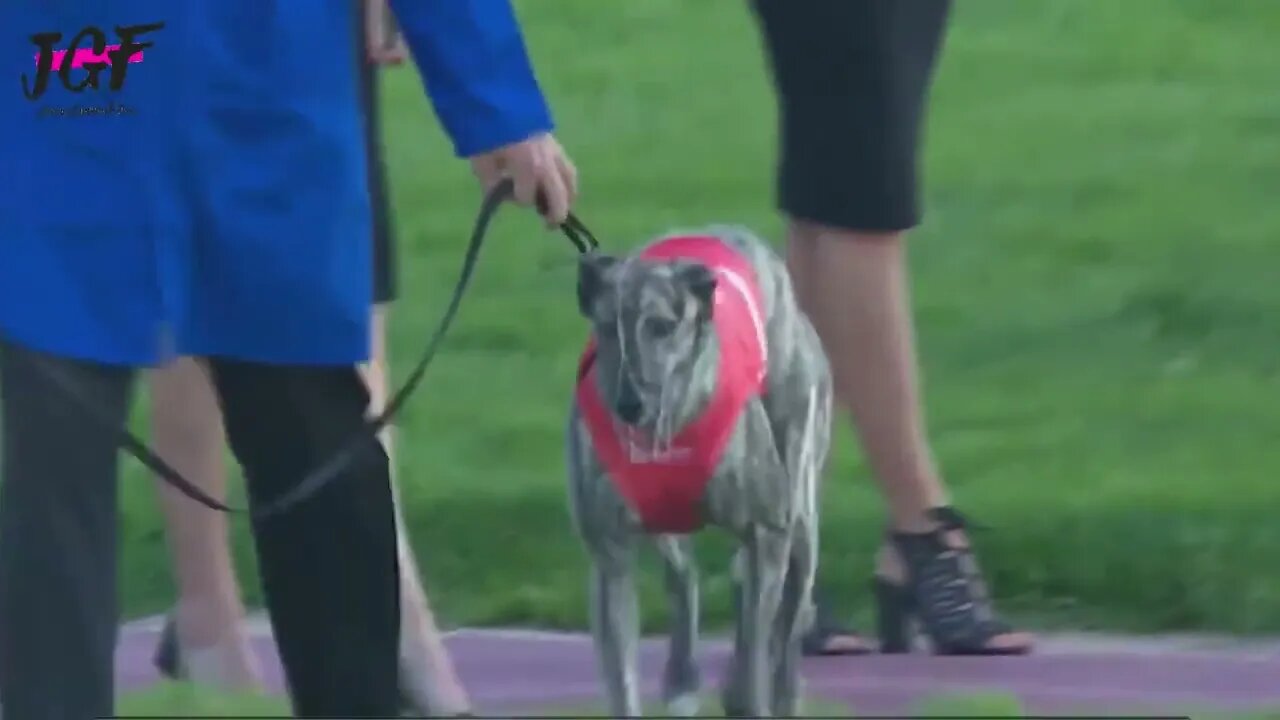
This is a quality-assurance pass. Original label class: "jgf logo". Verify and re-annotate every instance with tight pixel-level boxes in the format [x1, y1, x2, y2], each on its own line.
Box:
[21, 22, 164, 102]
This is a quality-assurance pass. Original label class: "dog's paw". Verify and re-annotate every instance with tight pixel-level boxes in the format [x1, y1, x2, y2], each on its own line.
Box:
[666, 691, 701, 717]
[721, 684, 750, 719]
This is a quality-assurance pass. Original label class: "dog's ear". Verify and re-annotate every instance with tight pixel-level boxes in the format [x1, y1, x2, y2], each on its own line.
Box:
[577, 253, 619, 317]
[675, 263, 717, 320]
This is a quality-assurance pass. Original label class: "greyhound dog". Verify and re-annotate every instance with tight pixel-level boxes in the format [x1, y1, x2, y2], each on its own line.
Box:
[566, 226, 832, 717]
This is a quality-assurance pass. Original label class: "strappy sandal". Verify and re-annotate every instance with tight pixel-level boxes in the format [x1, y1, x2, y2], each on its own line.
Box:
[875, 507, 1034, 655]
[152, 615, 182, 679]
[800, 590, 874, 656]
[152, 612, 267, 686]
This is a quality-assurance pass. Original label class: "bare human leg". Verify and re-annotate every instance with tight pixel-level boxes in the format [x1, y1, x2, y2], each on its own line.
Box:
[785, 223, 1032, 653]
[785, 227, 945, 535]
[363, 305, 473, 716]
[150, 356, 262, 688]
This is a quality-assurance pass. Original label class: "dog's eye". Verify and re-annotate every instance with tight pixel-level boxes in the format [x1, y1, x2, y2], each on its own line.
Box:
[645, 317, 678, 337]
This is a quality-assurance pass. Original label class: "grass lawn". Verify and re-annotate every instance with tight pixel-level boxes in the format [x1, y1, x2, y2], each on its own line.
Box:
[119, 683, 861, 717]
[111, 682, 905, 717]
[112, 683, 1280, 719]
[114, 0, 1280, 635]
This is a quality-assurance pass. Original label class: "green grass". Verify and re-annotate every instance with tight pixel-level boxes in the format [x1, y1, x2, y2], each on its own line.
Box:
[105, 684, 1021, 718]
[118, 683, 287, 717]
[116, 682, 849, 717]
[116, 0, 1280, 635]
[112, 684, 1280, 719]
[115, 684, 853, 718]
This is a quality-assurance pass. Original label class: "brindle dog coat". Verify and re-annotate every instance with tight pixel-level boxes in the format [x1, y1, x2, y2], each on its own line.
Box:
[566, 225, 833, 717]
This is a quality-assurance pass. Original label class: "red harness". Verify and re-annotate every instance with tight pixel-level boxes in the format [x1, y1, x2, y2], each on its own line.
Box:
[575, 235, 768, 533]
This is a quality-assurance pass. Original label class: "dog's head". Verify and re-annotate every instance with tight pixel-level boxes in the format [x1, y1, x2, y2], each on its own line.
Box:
[577, 252, 718, 427]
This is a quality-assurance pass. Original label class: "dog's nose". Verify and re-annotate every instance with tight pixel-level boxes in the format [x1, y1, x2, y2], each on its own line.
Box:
[614, 382, 643, 424]
[614, 397, 643, 424]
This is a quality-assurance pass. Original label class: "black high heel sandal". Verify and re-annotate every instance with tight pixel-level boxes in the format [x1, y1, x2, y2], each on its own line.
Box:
[153, 615, 184, 679]
[875, 507, 1033, 656]
[801, 591, 874, 657]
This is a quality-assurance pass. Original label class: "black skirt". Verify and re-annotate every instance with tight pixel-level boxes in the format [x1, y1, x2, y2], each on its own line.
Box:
[750, 0, 953, 232]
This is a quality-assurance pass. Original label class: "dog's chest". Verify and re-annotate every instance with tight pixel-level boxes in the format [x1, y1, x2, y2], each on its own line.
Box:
[575, 235, 768, 534]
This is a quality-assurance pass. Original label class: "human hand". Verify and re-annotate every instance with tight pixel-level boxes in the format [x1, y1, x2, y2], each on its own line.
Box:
[468, 133, 578, 227]
[364, 0, 408, 65]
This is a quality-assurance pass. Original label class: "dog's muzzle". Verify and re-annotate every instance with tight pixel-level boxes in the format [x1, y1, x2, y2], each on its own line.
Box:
[613, 377, 644, 424]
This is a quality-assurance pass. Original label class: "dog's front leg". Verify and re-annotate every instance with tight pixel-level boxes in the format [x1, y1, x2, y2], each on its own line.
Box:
[656, 535, 701, 716]
[770, 516, 817, 716]
[722, 525, 790, 717]
[772, 384, 826, 716]
[589, 541, 642, 717]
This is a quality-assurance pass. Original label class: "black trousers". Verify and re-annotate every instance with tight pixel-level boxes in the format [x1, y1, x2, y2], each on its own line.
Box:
[0, 339, 400, 719]
[750, 0, 953, 232]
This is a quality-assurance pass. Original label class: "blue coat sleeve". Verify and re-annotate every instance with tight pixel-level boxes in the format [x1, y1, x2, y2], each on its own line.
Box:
[388, 0, 554, 158]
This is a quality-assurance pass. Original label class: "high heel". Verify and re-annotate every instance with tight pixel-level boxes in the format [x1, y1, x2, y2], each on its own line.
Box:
[800, 590, 874, 656]
[153, 615, 184, 679]
[151, 612, 264, 688]
[872, 577, 914, 654]
[874, 507, 1033, 656]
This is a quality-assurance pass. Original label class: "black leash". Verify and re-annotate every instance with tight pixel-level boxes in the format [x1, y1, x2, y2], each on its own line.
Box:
[28, 178, 599, 520]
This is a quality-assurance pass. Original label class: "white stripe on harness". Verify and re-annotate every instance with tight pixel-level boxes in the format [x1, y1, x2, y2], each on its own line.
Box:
[714, 266, 768, 379]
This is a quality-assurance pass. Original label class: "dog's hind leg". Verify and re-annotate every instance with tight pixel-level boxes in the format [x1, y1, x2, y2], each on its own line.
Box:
[588, 536, 642, 717]
[656, 535, 701, 717]
[722, 526, 790, 717]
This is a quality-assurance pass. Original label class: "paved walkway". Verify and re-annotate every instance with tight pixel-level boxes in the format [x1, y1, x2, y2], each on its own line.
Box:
[118, 616, 1280, 715]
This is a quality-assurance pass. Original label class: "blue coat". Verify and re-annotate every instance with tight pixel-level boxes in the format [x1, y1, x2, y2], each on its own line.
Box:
[0, 0, 552, 366]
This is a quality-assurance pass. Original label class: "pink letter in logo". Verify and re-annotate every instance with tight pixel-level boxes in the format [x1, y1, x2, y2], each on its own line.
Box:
[34, 44, 144, 71]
